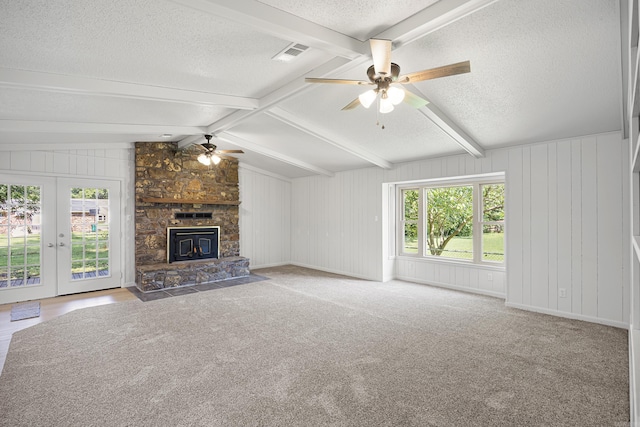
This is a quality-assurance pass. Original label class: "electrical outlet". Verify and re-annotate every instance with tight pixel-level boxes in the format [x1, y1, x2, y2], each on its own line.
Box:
[559, 288, 567, 298]
[487, 273, 493, 281]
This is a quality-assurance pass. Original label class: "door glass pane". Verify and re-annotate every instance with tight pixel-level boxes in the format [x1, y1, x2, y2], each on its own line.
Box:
[0, 184, 42, 288]
[70, 187, 110, 280]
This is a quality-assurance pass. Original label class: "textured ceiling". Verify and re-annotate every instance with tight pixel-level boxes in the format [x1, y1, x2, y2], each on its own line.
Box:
[0, 0, 624, 178]
[257, 0, 440, 41]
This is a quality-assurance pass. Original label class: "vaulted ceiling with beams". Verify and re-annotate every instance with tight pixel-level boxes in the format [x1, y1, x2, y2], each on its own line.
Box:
[0, 0, 623, 179]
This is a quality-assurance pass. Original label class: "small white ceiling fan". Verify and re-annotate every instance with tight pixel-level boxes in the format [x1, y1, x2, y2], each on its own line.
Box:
[305, 39, 471, 114]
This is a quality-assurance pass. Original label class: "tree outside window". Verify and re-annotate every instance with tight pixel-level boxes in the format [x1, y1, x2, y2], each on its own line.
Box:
[481, 184, 505, 262]
[401, 189, 419, 254]
[426, 186, 473, 259]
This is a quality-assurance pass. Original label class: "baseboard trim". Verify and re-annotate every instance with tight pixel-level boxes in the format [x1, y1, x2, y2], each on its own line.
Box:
[395, 275, 505, 299]
[505, 302, 629, 329]
[289, 262, 379, 281]
[630, 328, 640, 424]
[249, 261, 291, 270]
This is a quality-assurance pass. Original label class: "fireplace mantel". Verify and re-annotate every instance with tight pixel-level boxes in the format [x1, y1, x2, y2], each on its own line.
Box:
[140, 197, 240, 206]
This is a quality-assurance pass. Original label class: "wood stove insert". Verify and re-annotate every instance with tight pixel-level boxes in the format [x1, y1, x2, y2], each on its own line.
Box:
[167, 226, 220, 263]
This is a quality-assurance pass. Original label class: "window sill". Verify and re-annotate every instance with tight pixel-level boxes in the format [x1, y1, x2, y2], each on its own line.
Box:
[395, 255, 506, 271]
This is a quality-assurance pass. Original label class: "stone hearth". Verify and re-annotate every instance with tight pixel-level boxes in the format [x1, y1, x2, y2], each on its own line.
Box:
[136, 257, 249, 292]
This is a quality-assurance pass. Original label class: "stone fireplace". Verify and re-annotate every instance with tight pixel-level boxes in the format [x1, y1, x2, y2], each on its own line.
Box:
[134, 142, 249, 292]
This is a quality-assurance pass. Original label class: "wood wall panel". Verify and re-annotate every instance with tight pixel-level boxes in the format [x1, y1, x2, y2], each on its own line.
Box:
[596, 133, 624, 321]
[238, 166, 291, 269]
[570, 140, 584, 315]
[556, 142, 573, 313]
[522, 147, 532, 305]
[547, 144, 558, 310]
[581, 137, 598, 317]
[290, 168, 384, 280]
[507, 148, 524, 304]
[530, 144, 549, 308]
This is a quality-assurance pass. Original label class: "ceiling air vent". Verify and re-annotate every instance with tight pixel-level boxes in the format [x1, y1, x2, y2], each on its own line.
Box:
[272, 43, 309, 62]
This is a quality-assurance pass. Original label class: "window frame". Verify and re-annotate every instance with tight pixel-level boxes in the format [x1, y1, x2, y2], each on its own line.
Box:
[478, 183, 506, 264]
[399, 188, 422, 256]
[396, 174, 505, 266]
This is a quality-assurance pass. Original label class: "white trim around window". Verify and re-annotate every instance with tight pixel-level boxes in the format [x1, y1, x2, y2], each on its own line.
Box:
[396, 173, 505, 267]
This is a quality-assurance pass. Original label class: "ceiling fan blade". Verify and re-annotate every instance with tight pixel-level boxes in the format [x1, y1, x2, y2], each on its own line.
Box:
[341, 97, 361, 111]
[217, 154, 238, 160]
[216, 150, 244, 154]
[403, 90, 429, 109]
[398, 60, 471, 84]
[370, 39, 392, 76]
[305, 77, 370, 85]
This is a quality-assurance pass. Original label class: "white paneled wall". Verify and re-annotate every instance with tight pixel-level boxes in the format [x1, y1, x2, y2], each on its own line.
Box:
[395, 258, 506, 298]
[291, 168, 385, 280]
[0, 149, 133, 179]
[0, 148, 136, 285]
[239, 166, 291, 269]
[290, 132, 629, 327]
[506, 133, 629, 327]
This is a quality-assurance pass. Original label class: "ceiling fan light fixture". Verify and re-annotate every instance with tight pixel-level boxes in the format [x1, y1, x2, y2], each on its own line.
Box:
[387, 86, 405, 105]
[358, 89, 377, 109]
[379, 96, 394, 114]
[197, 153, 212, 166]
[211, 154, 221, 165]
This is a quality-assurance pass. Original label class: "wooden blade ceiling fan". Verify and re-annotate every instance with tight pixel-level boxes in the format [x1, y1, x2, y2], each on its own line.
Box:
[197, 134, 244, 166]
[305, 39, 470, 114]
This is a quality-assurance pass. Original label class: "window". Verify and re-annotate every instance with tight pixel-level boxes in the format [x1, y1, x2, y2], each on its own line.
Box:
[480, 184, 505, 262]
[426, 185, 473, 259]
[397, 175, 505, 265]
[401, 189, 419, 254]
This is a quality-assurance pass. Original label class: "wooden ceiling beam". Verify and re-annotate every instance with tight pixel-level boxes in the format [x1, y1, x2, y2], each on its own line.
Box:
[190, 56, 366, 142]
[0, 120, 205, 136]
[266, 107, 393, 169]
[0, 68, 258, 109]
[405, 84, 485, 158]
[168, 0, 366, 59]
[218, 132, 335, 177]
[375, 0, 498, 48]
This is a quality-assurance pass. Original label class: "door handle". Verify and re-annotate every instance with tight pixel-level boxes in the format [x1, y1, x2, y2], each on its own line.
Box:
[59, 242, 65, 247]
[47, 243, 54, 247]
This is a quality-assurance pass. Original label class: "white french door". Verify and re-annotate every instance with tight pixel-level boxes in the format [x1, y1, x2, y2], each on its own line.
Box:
[56, 178, 121, 295]
[0, 175, 122, 304]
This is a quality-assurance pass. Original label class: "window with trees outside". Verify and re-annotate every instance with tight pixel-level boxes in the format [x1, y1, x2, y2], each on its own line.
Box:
[399, 176, 505, 264]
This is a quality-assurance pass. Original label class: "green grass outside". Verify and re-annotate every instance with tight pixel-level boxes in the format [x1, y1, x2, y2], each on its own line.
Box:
[404, 232, 504, 262]
[0, 231, 109, 276]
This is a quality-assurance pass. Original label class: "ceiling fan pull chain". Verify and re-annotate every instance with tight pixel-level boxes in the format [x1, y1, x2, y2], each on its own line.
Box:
[375, 98, 385, 129]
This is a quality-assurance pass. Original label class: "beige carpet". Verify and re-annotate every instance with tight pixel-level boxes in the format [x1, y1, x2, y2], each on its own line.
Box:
[0, 265, 629, 426]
